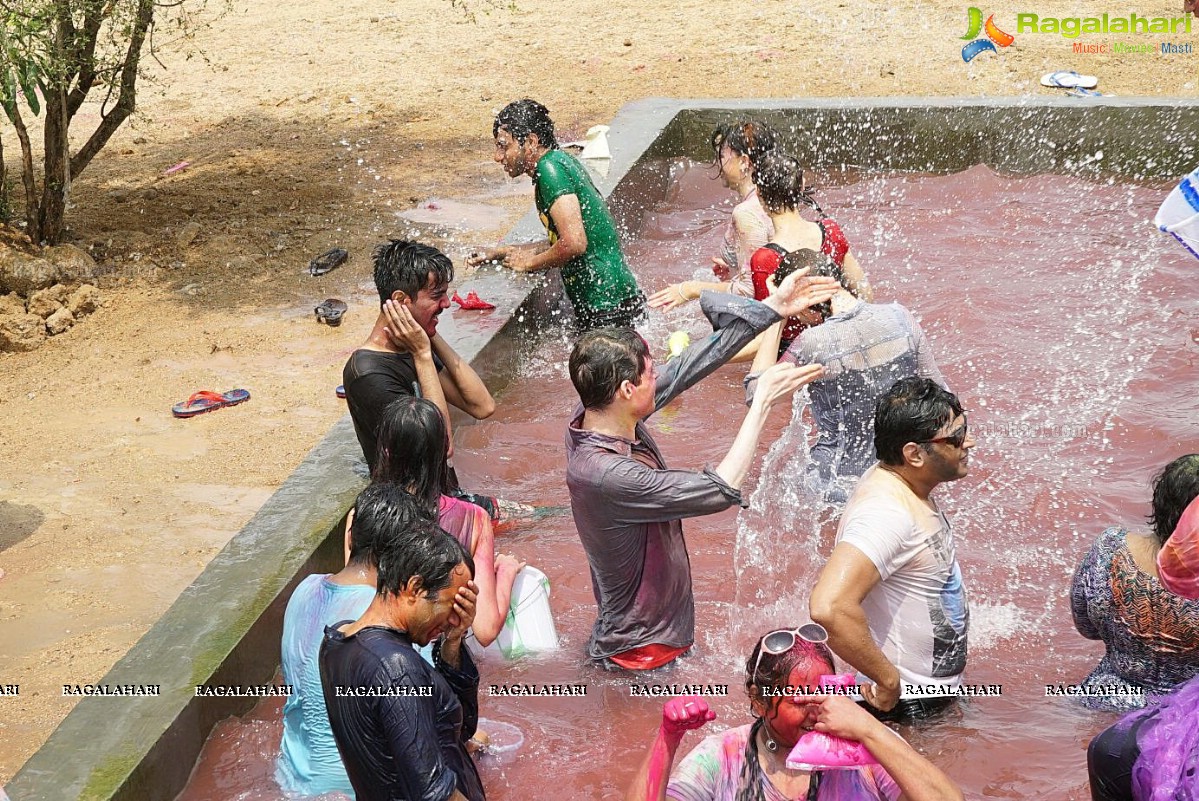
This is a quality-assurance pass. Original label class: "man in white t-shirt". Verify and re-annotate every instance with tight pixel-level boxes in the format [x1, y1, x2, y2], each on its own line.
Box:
[810, 376, 974, 721]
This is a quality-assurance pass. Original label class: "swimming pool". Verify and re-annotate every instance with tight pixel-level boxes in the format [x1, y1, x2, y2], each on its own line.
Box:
[11, 98, 1199, 801]
[176, 155, 1197, 799]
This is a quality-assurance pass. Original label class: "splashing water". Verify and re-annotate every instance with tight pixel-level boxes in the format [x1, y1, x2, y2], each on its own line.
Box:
[180, 159, 1198, 801]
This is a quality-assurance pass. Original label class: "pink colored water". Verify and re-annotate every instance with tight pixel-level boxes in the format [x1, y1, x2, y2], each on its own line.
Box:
[178, 161, 1199, 800]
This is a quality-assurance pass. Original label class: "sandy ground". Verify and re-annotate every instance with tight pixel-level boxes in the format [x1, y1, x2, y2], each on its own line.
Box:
[1, 0, 1196, 782]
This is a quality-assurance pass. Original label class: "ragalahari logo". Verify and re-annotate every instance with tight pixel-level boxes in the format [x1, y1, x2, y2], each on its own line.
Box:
[961, 8, 1015, 61]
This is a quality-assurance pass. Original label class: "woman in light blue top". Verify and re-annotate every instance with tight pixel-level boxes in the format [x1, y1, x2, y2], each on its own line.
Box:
[275, 486, 432, 796]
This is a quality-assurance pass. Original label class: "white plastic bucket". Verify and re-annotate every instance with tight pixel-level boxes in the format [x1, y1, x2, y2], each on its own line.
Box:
[479, 565, 559, 659]
[1155, 166, 1199, 261]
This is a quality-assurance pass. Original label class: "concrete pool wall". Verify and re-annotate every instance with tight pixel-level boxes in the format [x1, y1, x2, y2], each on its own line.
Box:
[7, 96, 1199, 801]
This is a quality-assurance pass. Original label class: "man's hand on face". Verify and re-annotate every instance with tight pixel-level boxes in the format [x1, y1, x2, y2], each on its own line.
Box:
[443, 580, 478, 644]
[382, 300, 432, 356]
[763, 267, 839, 320]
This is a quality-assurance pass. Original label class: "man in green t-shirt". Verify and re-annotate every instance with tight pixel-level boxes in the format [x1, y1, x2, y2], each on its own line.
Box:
[467, 99, 646, 331]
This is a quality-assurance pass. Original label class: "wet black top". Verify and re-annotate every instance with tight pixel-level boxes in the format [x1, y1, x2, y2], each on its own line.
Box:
[342, 348, 444, 471]
[319, 623, 483, 801]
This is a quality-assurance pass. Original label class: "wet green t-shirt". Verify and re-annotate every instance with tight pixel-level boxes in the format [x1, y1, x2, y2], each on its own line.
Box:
[533, 149, 641, 315]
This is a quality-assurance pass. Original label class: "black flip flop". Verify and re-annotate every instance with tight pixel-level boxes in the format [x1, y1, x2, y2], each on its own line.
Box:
[309, 248, 348, 276]
[315, 298, 348, 326]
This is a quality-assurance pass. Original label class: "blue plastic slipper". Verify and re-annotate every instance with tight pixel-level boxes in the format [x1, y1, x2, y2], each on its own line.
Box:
[1041, 70, 1098, 89]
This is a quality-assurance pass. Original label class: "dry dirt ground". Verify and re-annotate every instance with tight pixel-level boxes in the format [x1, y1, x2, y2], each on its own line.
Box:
[0, 0, 1196, 782]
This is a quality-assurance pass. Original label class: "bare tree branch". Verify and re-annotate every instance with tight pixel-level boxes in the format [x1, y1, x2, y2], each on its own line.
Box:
[66, 0, 105, 116]
[70, 0, 153, 177]
[3, 101, 41, 240]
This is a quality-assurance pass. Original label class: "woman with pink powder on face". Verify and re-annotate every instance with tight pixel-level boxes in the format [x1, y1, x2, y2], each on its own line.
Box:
[625, 625, 963, 801]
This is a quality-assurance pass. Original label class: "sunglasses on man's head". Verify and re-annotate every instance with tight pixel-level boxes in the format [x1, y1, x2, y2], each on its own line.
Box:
[920, 415, 969, 449]
[750, 623, 829, 687]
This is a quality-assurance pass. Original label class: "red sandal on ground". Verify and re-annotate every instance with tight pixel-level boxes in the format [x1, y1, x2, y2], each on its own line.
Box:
[171, 389, 251, 418]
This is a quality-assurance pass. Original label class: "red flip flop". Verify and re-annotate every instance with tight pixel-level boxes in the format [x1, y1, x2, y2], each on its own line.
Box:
[172, 389, 251, 418]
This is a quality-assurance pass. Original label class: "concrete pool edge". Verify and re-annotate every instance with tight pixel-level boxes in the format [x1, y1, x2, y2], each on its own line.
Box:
[2, 94, 682, 801]
[8, 95, 1198, 800]
[3, 417, 366, 801]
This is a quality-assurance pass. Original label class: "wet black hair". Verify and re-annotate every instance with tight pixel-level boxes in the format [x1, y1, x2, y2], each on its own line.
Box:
[373, 396, 449, 516]
[737, 634, 835, 801]
[751, 150, 822, 215]
[493, 98, 558, 149]
[774, 248, 846, 322]
[1149, 454, 1199, 545]
[372, 239, 454, 306]
[347, 483, 436, 568]
[710, 120, 778, 165]
[874, 377, 965, 466]
[374, 501, 474, 598]
[569, 327, 650, 410]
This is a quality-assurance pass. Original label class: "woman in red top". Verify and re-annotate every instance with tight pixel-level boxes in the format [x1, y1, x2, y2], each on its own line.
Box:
[746, 151, 871, 357]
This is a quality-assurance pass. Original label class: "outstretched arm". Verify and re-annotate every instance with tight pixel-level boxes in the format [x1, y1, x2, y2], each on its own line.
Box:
[747, 320, 785, 378]
[713, 361, 824, 489]
[501, 194, 588, 272]
[652, 268, 838, 411]
[648, 206, 766, 310]
[625, 697, 716, 801]
[648, 280, 731, 311]
[813, 696, 963, 801]
[465, 240, 550, 268]
[432, 335, 496, 420]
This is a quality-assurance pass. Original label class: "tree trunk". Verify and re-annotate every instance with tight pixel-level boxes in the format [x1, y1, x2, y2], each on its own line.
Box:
[3, 103, 41, 241]
[0, 128, 6, 217]
[37, 85, 69, 243]
[31, 0, 77, 244]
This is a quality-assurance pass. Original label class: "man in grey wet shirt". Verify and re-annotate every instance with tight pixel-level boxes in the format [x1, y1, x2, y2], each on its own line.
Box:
[565, 271, 838, 669]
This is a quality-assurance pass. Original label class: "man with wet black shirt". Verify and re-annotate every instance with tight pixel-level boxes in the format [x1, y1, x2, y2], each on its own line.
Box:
[320, 485, 484, 801]
[343, 239, 495, 479]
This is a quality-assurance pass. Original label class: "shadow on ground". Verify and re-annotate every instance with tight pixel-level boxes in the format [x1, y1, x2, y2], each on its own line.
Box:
[47, 106, 509, 312]
[0, 501, 44, 552]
